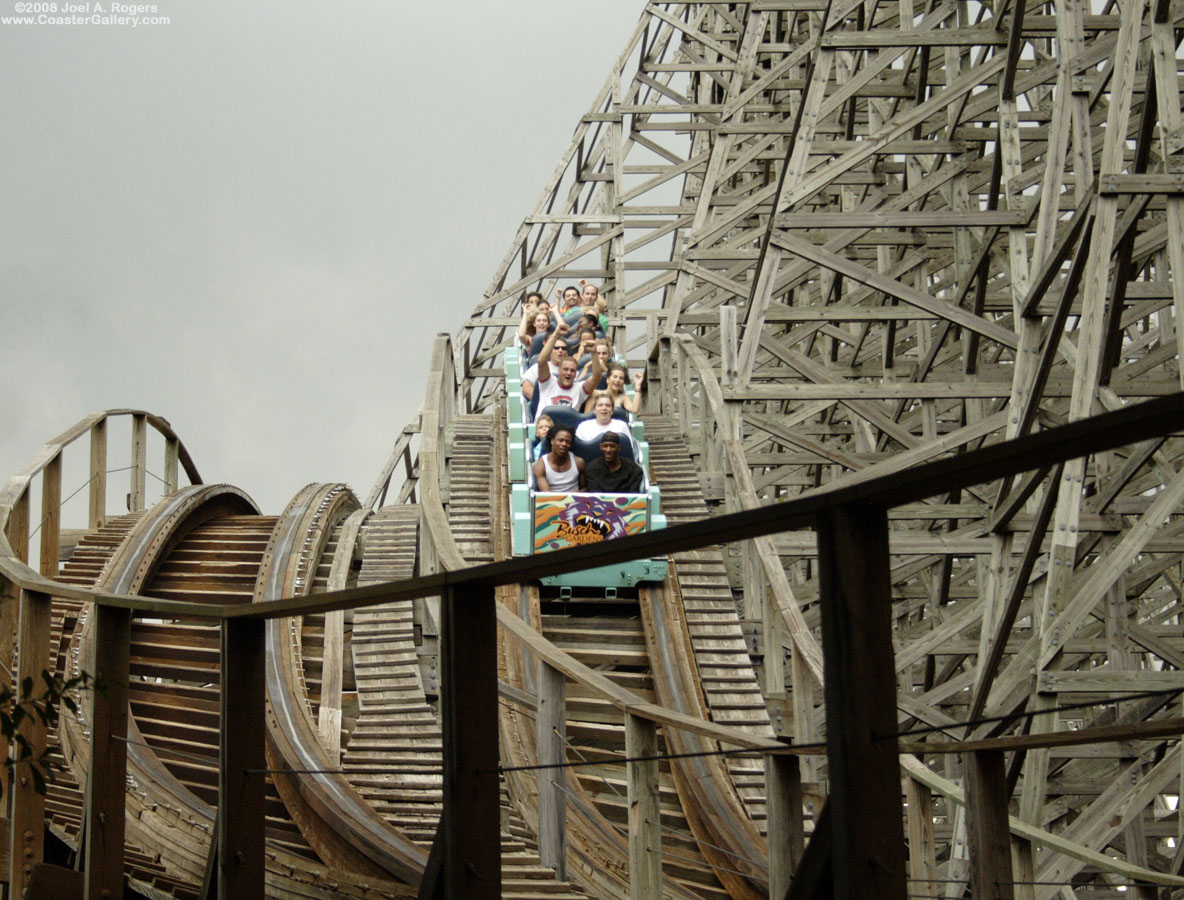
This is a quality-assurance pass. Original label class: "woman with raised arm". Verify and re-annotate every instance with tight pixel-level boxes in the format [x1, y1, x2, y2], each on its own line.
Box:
[590, 362, 643, 415]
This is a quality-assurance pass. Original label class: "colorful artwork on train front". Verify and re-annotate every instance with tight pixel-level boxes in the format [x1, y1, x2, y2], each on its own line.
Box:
[534, 493, 648, 552]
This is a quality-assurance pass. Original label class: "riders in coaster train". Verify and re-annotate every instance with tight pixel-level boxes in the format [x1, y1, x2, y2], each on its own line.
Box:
[532, 402, 642, 483]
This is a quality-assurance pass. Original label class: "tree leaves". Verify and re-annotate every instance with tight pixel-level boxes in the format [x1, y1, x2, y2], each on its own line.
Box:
[0, 669, 95, 799]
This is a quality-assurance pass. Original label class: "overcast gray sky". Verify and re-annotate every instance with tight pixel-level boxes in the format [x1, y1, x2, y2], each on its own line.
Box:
[1, 0, 644, 518]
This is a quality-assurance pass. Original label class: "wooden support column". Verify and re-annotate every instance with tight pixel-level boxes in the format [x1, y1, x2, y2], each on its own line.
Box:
[536, 661, 567, 879]
[40, 453, 61, 579]
[317, 609, 344, 762]
[0, 577, 15, 802]
[766, 751, 804, 899]
[84, 603, 130, 900]
[905, 777, 937, 890]
[163, 436, 179, 496]
[436, 583, 499, 900]
[89, 419, 107, 530]
[964, 750, 1014, 900]
[10, 589, 50, 898]
[816, 503, 906, 900]
[218, 617, 265, 900]
[6, 488, 30, 564]
[129, 413, 146, 512]
[625, 713, 660, 900]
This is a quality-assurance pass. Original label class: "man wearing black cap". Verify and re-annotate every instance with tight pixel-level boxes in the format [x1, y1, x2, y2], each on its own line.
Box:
[584, 432, 644, 493]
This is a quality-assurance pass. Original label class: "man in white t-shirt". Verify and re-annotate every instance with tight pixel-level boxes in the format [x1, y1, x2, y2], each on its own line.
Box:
[521, 341, 566, 401]
[533, 322, 602, 421]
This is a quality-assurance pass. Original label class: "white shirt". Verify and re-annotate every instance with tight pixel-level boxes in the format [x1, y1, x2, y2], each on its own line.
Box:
[575, 418, 631, 444]
[534, 375, 588, 420]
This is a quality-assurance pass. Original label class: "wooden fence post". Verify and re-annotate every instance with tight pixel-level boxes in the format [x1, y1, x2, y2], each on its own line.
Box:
[906, 776, 937, 890]
[766, 751, 804, 899]
[218, 617, 266, 900]
[437, 583, 499, 899]
[816, 503, 907, 900]
[536, 661, 567, 879]
[89, 419, 107, 530]
[625, 713, 660, 900]
[10, 589, 51, 898]
[130, 414, 146, 512]
[40, 454, 61, 579]
[965, 749, 1014, 900]
[84, 602, 131, 900]
[163, 436, 179, 497]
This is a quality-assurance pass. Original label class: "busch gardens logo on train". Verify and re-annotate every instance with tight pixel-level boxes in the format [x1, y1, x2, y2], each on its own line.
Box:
[533, 493, 648, 552]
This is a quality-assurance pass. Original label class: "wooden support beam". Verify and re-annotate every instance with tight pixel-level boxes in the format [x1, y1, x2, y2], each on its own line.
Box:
[10, 589, 50, 899]
[816, 503, 906, 900]
[625, 713, 661, 900]
[129, 413, 146, 512]
[316, 509, 363, 763]
[905, 777, 937, 890]
[787, 801, 833, 900]
[218, 618, 265, 900]
[766, 751, 804, 899]
[88, 419, 107, 530]
[317, 608, 344, 761]
[84, 603, 130, 900]
[5, 489, 29, 565]
[163, 436, 179, 496]
[39, 453, 60, 580]
[434, 584, 499, 900]
[965, 750, 1015, 900]
[0, 581, 12, 803]
[536, 661, 567, 879]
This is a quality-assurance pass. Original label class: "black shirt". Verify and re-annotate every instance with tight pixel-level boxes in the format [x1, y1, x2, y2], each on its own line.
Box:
[584, 457, 644, 493]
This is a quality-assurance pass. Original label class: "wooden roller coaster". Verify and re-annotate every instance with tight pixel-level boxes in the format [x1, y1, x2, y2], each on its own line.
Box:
[4, 1, 1184, 898]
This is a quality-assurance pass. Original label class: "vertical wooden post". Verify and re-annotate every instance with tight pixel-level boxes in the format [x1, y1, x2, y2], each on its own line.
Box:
[625, 713, 660, 900]
[1011, 840, 1036, 900]
[536, 661, 567, 879]
[6, 488, 30, 564]
[84, 603, 131, 900]
[816, 503, 907, 900]
[438, 583, 499, 900]
[40, 453, 62, 579]
[720, 306, 739, 389]
[163, 436, 179, 496]
[10, 589, 51, 898]
[0, 577, 15, 802]
[964, 750, 1014, 900]
[905, 776, 937, 890]
[89, 418, 107, 530]
[130, 413, 147, 512]
[791, 649, 816, 783]
[317, 609, 345, 762]
[219, 617, 265, 900]
[766, 751, 804, 899]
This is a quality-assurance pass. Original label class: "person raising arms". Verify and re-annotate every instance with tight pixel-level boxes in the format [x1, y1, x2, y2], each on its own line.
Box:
[533, 321, 603, 419]
[516, 291, 552, 355]
[588, 362, 644, 415]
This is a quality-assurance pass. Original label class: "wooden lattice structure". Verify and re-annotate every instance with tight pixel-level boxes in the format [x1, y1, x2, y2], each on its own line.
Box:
[456, 0, 1184, 894]
[1, 2, 1184, 899]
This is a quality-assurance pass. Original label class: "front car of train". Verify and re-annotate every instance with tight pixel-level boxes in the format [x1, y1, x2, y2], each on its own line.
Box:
[504, 346, 667, 592]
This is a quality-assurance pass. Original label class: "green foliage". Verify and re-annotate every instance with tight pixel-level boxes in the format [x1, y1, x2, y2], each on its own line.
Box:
[0, 670, 94, 798]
